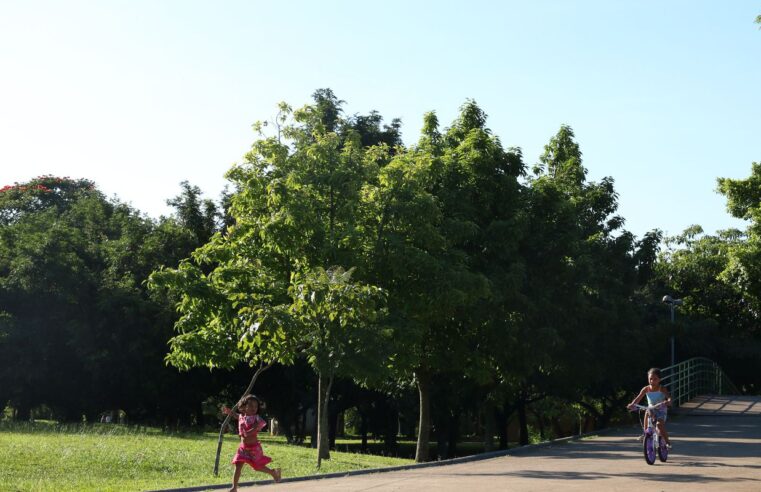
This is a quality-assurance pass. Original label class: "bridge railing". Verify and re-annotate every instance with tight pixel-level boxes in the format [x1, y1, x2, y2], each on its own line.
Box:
[660, 357, 740, 408]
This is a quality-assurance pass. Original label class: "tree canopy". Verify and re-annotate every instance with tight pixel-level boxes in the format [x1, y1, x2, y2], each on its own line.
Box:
[2, 91, 759, 467]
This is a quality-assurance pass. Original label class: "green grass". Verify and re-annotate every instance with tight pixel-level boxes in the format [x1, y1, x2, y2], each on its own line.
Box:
[0, 421, 412, 492]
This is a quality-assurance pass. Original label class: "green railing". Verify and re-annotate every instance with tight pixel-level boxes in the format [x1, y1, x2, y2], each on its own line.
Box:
[660, 357, 740, 407]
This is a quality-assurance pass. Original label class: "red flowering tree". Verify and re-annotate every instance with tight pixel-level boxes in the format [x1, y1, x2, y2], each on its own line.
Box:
[0, 175, 97, 225]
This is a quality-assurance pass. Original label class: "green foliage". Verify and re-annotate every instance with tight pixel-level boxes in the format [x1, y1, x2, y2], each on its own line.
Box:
[8, 90, 758, 472]
[149, 92, 403, 465]
[644, 162, 761, 392]
[288, 267, 388, 381]
[503, 123, 650, 441]
[150, 93, 686, 459]
[0, 176, 225, 422]
[716, 164, 761, 319]
[166, 181, 220, 245]
[717, 162, 761, 224]
[0, 175, 97, 225]
[150, 93, 393, 376]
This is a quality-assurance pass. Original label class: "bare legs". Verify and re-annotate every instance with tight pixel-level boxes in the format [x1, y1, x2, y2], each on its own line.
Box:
[656, 419, 671, 445]
[261, 466, 282, 482]
[229, 463, 282, 491]
[229, 463, 244, 492]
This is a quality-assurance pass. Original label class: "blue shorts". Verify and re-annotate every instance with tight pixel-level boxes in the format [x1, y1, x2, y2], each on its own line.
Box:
[651, 407, 667, 422]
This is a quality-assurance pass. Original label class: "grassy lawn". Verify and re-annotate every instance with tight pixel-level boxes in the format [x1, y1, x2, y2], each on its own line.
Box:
[0, 421, 412, 492]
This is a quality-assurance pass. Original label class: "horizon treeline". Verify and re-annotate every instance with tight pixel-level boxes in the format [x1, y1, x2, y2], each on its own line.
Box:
[1, 90, 759, 463]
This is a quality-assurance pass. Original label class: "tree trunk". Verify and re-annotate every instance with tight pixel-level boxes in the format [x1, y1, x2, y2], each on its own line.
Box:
[529, 407, 545, 440]
[15, 402, 32, 422]
[552, 417, 564, 439]
[482, 401, 496, 452]
[447, 411, 459, 458]
[517, 397, 529, 446]
[415, 370, 431, 463]
[282, 413, 294, 443]
[496, 407, 508, 450]
[195, 400, 205, 428]
[316, 372, 333, 468]
[384, 406, 399, 455]
[213, 362, 272, 476]
[329, 405, 339, 449]
[599, 400, 616, 430]
[435, 412, 448, 459]
[360, 411, 368, 453]
[298, 408, 307, 444]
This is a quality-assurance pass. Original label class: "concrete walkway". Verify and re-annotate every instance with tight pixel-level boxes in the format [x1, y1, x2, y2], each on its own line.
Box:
[236, 398, 761, 492]
[675, 394, 761, 416]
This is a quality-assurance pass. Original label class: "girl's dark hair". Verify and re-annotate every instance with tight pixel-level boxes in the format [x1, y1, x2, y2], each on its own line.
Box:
[648, 368, 662, 378]
[236, 394, 263, 413]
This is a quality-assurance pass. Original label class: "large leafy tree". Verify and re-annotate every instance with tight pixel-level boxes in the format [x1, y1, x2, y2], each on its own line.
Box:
[149, 92, 394, 466]
[289, 267, 386, 466]
[511, 126, 648, 439]
[353, 125, 446, 461]
[426, 102, 524, 456]
[356, 101, 525, 461]
[717, 163, 761, 315]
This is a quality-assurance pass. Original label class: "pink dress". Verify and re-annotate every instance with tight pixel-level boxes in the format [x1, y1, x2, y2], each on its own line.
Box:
[232, 414, 272, 470]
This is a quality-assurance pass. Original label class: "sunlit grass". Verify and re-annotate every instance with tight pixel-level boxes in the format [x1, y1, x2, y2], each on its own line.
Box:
[0, 421, 412, 492]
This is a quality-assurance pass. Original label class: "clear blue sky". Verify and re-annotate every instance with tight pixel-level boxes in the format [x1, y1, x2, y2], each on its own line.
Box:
[2, 1, 759, 239]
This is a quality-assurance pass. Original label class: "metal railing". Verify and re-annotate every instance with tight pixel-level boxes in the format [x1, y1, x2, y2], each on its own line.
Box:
[660, 357, 740, 407]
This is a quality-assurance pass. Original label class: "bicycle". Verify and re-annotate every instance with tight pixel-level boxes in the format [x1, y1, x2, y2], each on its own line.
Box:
[628, 401, 668, 465]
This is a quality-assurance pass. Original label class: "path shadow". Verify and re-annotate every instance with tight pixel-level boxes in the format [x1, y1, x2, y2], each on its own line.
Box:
[433, 469, 760, 485]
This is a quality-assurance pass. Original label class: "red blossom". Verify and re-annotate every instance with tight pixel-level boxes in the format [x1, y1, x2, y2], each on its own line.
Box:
[0, 183, 52, 193]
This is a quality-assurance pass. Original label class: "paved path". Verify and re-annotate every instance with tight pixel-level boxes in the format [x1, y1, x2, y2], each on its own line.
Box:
[237, 403, 761, 492]
[676, 394, 761, 416]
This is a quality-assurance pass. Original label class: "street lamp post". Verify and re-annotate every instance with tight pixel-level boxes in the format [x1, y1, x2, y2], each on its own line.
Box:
[662, 295, 683, 367]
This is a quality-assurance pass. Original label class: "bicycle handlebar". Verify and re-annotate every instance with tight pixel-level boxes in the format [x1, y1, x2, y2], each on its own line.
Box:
[628, 401, 668, 412]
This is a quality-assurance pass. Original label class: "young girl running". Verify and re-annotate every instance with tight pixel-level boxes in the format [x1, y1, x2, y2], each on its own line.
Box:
[222, 394, 282, 491]
[628, 367, 673, 448]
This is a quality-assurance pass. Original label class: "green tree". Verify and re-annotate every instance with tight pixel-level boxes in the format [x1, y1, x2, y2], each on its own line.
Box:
[358, 101, 522, 461]
[288, 267, 386, 466]
[149, 92, 394, 466]
[513, 125, 646, 439]
[0, 176, 220, 422]
[718, 164, 761, 328]
[0, 175, 96, 226]
[434, 101, 525, 454]
[353, 134, 445, 461]
[166, 181, 220, 246]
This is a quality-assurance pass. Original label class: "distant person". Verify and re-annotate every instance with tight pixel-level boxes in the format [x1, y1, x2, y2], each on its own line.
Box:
[222, 394, 282, 491]
[628, 367, 672, 448]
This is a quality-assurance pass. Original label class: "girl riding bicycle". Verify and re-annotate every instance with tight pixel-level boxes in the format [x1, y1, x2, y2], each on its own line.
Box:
[628, 367, 673, 449]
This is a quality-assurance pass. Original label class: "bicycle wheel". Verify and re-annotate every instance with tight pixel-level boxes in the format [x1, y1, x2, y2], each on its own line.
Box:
[658, 437, 669, 462]
[643, 433, 656, 465]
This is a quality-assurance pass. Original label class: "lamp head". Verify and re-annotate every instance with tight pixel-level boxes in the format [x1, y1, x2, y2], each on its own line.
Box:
[662, 295, 683, 305]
